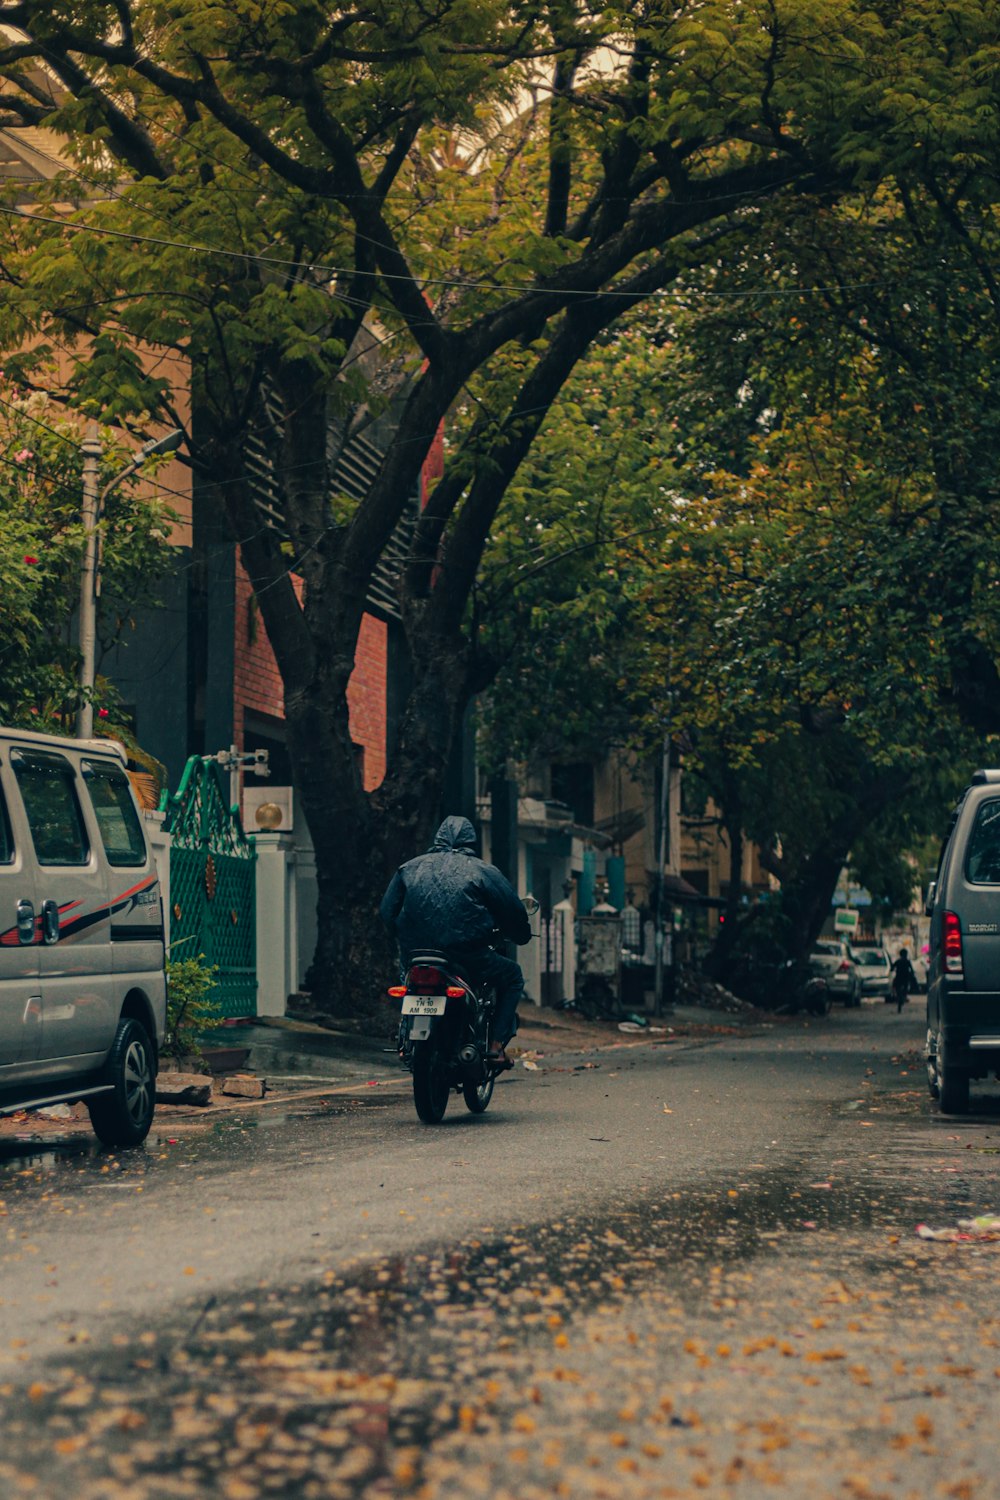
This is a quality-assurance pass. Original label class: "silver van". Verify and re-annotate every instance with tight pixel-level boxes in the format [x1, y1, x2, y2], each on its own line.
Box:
[0, 726, 165, 1146]
[926, 768, 1000, 1114]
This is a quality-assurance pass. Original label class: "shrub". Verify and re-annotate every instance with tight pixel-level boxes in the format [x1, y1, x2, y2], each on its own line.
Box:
[164, 955, 221, 1063]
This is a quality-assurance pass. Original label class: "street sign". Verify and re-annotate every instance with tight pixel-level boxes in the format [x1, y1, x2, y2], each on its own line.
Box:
[834, 909, 859, 933]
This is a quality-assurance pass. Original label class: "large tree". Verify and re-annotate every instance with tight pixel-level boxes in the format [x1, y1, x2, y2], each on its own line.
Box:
[0, 0, 994, 1010]
[476, 257, 997, 971]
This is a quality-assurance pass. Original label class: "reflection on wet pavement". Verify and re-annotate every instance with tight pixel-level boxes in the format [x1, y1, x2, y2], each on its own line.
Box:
[2, 1094, 999, 1500]
[2, 1010, 999, 1499]
[0, 1093, 397, 1180]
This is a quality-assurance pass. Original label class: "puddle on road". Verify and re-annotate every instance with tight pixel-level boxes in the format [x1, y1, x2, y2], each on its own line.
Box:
[0, 1113, 270, 1181]
[0, 1132, 103, 1169]
[0, 1084, 401, 1181]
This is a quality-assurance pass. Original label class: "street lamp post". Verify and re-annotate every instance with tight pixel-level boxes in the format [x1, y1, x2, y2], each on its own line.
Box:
[76, 423, 184, 740]
[653, 730, 671, 1015]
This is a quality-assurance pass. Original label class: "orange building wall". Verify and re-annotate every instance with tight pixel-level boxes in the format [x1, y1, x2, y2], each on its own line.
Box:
[233, 561, 387, 792]
[422, 422, 444, 498]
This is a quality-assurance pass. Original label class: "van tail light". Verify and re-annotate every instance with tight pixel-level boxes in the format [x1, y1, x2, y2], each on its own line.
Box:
[943, 910, 964, 976]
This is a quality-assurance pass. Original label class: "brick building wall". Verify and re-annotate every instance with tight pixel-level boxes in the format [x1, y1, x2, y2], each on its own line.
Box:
[346, 612, 388, 790]
[232, 560, 388, 792]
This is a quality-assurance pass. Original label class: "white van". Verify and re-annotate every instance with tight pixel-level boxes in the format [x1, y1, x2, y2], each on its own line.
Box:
[0, 726, 166, 1146]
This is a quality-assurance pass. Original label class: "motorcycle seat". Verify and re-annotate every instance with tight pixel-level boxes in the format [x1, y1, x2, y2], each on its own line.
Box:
[407, 952, 473, 984]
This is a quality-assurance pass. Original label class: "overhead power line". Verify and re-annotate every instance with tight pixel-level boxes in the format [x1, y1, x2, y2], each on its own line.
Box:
[0, 200, 910, 304]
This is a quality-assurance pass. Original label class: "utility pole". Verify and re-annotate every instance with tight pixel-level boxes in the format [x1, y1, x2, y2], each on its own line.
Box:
[76, 424, 184, 740]
[76, 422, 102, 740]
[653, 731, 670, 1015]
[654, 637, 675, 1016]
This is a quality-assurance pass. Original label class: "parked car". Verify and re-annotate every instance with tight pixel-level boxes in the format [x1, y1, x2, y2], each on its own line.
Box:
[808, 940, 862, 1006]
[926, 768, 1000, 1114]
[0, 727, 165, 1146]
[849, 944, 892, 1000]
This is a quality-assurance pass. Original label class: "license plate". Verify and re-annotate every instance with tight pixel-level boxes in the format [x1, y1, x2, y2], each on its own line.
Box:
[401, 995, 447, 1016]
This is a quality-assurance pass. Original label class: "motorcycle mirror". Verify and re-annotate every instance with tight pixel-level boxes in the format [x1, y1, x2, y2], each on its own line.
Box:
[522, 895, 540, 916]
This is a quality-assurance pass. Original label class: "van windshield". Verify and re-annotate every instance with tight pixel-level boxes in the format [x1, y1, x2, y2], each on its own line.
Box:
[965, 799, 1000, 885]
[83, 761, 146, 867]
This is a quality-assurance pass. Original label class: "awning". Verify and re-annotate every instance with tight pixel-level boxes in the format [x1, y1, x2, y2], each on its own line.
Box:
[663, 874, 709, 902]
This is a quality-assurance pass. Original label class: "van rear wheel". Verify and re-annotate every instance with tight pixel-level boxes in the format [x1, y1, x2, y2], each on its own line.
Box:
[88, 1018, 156, 1148]
[926, 1029, 940, 1099]
[937, 1033, 969, 1115]
[939, 1067, 970, 1114]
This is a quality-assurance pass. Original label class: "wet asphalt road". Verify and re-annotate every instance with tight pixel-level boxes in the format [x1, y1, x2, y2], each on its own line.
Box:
[2, 1002, 1000, 1499]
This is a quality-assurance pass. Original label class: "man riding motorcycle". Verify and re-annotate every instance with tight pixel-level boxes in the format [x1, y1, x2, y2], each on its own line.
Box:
[380, 816, 531, 1065]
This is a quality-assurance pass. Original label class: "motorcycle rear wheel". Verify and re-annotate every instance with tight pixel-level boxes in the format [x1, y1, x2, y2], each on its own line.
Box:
[412, 1042, 450, 1124]
[463, 1073, 495, 1114]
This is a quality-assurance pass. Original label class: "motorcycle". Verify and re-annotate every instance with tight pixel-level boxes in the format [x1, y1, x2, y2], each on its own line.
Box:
[388, 897, 538, 1125]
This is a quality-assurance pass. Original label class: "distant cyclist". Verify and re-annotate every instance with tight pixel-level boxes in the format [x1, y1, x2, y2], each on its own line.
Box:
[891, 948, 917, 1013]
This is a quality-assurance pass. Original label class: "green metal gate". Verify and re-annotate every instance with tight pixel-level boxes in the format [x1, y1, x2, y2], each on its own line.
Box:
[162, 757, 258, 1018]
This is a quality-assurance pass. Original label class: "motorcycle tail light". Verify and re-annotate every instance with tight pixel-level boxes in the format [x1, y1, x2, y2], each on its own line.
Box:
[387, 985, 406, 999]
[837, 960, 850, 973]
[446, 985, 465, 999]
[943, 910, 964, 975]
[408, 964, 445, 992]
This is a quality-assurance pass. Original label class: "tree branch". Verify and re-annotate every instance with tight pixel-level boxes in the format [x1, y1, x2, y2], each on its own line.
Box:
[429, 255, 691, 636]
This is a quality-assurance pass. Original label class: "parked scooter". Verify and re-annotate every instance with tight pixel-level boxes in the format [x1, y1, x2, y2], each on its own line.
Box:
[389, 897, 538, 1124]
[778, 958, 832, 1016]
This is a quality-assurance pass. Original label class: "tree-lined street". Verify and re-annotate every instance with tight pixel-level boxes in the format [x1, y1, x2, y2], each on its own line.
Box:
[2, 1, 998, 1001]
[3, 1003, 999, 1498]
[1, 3, 1000, 1493]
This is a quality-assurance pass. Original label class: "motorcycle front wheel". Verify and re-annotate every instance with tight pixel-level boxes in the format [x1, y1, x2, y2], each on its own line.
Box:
[463, 1072, 495, 1115]
[412, 1041, 450, 1124]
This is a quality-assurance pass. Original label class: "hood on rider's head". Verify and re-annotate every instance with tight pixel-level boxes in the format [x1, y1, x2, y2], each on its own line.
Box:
[430, 815, 478, 855]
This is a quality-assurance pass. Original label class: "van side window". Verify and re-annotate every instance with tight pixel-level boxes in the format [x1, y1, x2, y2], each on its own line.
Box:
[965, 799, 1000, 885]
[82, 762, 146, 867]
[12, 750, 90, 866]
[0, 781, 13, 864]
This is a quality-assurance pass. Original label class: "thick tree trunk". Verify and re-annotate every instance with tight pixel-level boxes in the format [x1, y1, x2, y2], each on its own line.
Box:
[709, 756, 912, 997]
[779, 849, 851, 964]
[280, 624, 474, 1018]
[769, 767, 912, 964]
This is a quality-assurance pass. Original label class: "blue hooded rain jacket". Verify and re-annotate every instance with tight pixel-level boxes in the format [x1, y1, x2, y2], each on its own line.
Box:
[379, 815, 530, 959]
